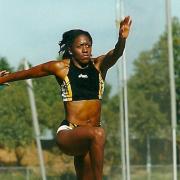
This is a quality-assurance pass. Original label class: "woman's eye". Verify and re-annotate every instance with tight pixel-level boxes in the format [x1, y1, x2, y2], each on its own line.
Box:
[76, 44, 91, 48]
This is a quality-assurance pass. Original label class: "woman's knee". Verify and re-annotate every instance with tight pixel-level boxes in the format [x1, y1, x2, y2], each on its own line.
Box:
[91, 127, 106, 145]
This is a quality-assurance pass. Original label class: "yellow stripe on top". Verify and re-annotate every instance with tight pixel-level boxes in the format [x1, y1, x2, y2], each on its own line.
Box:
[61, 76, 72, 101]
[98, 73, 104, 99]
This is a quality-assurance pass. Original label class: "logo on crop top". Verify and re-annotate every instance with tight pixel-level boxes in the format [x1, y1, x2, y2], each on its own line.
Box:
[78, 74, 88, 78]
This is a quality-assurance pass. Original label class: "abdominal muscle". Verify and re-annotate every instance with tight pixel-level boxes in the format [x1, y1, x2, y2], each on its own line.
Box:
[64, 100, 102, 127]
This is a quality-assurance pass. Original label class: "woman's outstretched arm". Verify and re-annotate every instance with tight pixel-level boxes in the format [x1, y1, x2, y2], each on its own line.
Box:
[0, 60, 64, 85]
[97, 16, 132, 73]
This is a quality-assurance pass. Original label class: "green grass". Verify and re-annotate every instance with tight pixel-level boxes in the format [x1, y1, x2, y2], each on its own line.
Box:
[0, 165, 179, 180]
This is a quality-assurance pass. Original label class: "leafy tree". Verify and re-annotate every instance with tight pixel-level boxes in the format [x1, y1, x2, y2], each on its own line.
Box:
[0, 80, 34, 164]
[0, 59, 65, 162]
[173, 18, 180, 124]
[0, 57, 13, 90]
[101, 84, 121, 169]
[32, 75, 65, 136]
[127, 17, 180, 164]
[128, 17, 180, 139]
[0, 57, 13, 72]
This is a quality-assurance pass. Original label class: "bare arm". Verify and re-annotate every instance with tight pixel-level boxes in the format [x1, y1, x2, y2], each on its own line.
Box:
[0, 60, 65, 85]
[97, 16, 132, 74]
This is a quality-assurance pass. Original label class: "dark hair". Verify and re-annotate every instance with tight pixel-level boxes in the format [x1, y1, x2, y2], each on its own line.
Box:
[58, 29, 93, 59]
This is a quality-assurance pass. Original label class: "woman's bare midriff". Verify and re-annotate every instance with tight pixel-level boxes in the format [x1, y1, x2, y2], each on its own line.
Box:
[64, 100, 101, 127]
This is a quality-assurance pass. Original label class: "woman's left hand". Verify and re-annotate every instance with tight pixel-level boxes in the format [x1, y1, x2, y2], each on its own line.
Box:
[119, 16, 132, 39]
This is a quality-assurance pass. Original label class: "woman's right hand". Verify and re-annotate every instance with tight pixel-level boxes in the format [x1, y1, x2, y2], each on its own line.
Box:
[0, 70, 10, 86]
[0, 70, 9, 76]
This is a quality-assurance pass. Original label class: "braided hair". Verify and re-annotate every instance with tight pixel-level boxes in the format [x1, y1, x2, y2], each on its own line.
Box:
[58, 29, 93, 59]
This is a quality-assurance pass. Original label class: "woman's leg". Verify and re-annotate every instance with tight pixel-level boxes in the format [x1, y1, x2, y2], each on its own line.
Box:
[56, 126, 105, 180]
[74, 152, 94, 180]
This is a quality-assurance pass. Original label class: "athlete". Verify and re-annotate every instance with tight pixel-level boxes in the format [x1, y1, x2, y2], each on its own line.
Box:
[0, 16, 132, 180]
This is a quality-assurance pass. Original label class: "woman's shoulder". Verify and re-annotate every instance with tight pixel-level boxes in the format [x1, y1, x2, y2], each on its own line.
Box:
[91, 55, 105, 69]
[91, 55, 107, 79]
[92, 55, 105, 64]
[42, 59, 70, 78]
[45, 59, 70, 69]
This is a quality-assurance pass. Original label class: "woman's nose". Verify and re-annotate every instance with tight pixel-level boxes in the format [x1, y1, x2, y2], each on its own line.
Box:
[82, 46, 88, 52]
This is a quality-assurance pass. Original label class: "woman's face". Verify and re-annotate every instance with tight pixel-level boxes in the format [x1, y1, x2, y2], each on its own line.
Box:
[70, 34, 92, 66]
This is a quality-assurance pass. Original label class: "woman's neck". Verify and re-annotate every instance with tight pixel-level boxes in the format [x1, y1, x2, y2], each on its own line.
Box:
[71, 58, 90, 69]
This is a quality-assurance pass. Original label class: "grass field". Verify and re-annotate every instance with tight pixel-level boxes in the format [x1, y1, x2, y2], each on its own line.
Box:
[0, 165, 179, 180]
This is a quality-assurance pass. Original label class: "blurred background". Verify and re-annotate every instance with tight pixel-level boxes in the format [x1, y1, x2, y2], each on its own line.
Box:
[0, 0, 180, 179]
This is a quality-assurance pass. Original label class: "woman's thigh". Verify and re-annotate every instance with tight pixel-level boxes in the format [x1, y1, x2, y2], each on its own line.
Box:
[56, 126, 105, 156]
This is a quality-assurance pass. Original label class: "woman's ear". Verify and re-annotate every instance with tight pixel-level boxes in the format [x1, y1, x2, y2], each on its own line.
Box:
[68, 47, 72, 55]
[68, 50, 72, 55]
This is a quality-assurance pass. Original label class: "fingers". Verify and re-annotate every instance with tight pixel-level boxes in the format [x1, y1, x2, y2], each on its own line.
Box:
[120, 16, 132, 27]
[128, 17, 132, 27]
[0, 70, 9, 77]
[0, 70, 10, 86]
[119, 16, 132, 39]
[124, 16, 131, 24]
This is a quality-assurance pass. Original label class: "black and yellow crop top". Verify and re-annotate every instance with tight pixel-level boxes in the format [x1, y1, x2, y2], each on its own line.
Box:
[57, 60, 104, 101]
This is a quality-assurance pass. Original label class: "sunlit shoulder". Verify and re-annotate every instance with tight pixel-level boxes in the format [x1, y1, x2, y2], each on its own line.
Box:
[43, 59, 70, 80]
